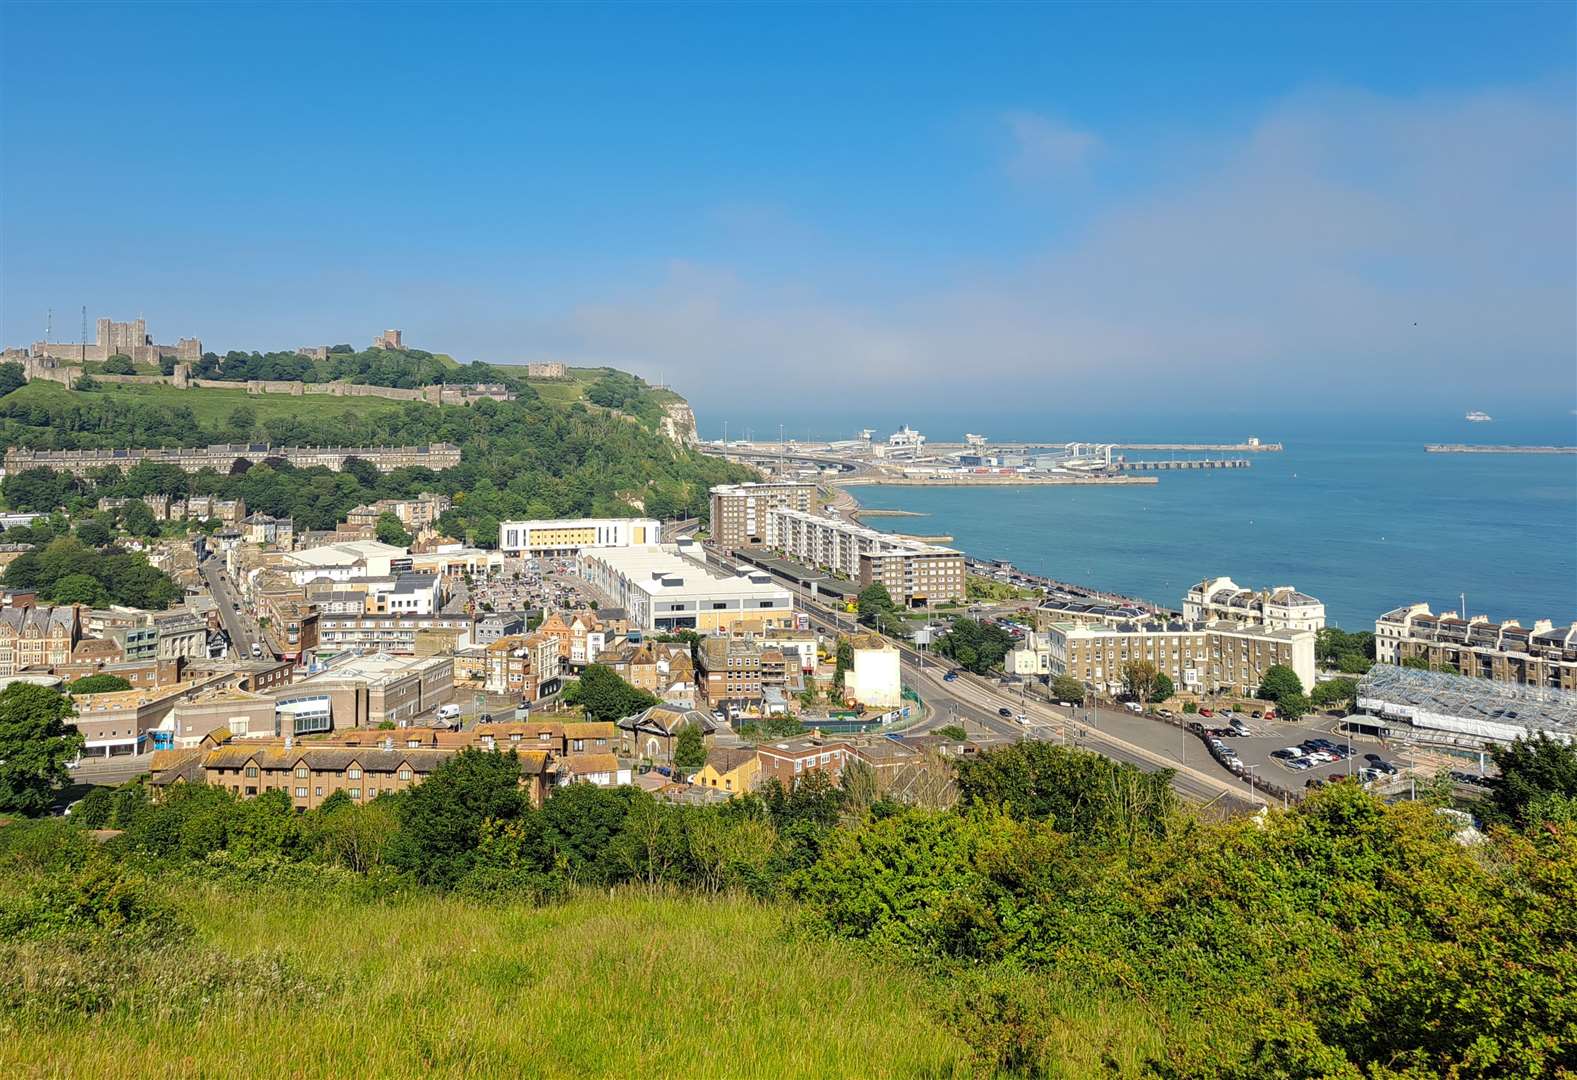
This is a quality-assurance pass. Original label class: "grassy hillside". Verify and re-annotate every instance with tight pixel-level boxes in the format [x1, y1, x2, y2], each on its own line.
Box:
[2, 378, 417, 429]
[1, 882, 970, 1079]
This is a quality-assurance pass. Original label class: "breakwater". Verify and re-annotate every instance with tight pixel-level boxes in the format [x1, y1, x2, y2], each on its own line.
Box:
[1425, 444, 1577, 455]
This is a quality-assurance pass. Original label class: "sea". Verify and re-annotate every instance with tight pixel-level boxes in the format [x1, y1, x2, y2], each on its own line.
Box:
[707, 408, 1577, 629]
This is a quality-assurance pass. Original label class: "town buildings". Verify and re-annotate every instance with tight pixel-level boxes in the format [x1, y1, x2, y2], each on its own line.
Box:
[0, 605, 80, 676]
[496, 518, 659, 557]
[708, 481, 816, 547]
[578, 541, 794, 634]
[766, 507, 966, 606]
[757, 737, 854, 788]
[1045, 618, 1317, 698]
[846, 633, 902, 708]
[344, 494, 451, 538]
[1354, 664, 1577, 748]
[314, 612, 473, 657]
[1374, 604, 1576, 690]
[3, 442, 461, 478]
[279, 653, 455, 733]
[1183, 577, 1326, 632]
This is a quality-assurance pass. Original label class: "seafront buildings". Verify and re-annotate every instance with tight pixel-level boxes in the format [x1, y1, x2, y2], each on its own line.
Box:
[708, 482, 816, 547]
[1374, 604, 1576, 690]
[497, 518, 660, 557]
[766, 507, 966, 606]
[1183, 577, 1326, 632]
[1043, 618, 1317, 698]
[4, 442, 462, 477]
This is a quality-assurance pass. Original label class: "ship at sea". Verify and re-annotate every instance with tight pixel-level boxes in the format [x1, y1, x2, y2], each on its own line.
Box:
[1465, 410, 1493, 422]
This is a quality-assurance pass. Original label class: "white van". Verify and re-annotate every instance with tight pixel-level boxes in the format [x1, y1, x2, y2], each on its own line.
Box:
[434, 704, 461, 724]
[1125, 701, 1144, 714]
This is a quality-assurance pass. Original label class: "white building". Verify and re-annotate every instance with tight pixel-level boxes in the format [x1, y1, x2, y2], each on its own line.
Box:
[1183, 577, 1326, 632]
[767, 507, 965, 606]
[846, 633, 902, 708]
[497, 518, 659, 557]
[1047, 618, 1316, 698]
[578, 540, 794, 633]
[278, 540, 408, 586]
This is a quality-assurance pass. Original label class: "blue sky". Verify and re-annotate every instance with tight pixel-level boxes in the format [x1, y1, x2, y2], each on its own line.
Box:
[3, 2, 1574, 424]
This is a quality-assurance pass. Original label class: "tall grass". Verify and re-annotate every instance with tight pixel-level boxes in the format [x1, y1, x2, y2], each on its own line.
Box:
[2, 883, 971, 1079]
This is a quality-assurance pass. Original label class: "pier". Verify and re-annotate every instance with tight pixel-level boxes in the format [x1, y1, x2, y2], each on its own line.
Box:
[1110, 441, 1281, 452]
[1119, 458, 1251, 471]
[1425, 444, 1576, 455]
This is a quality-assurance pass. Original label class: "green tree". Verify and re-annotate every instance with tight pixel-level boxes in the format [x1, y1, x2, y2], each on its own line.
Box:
[857, 582, 896, 624]
[71, 786, 116, 828]
[375, 512, 412, 547]
[564, 664, 659, 722]
[74, 517, 112, 547]
[673, 722, 707, 770]
[159, 355, 178, 376]
[1275, 692, 1313, 721]
[0, 684, 84, 815]
[1310, 676, 1358, 712]
[935, 724, 968, 741]
[1152, 672, 1174, 702]
[1480, 733, 1577, 827]
[1258, 664, 1304, 704]
[937, 618, 1015, 674]
[1121, 660, 1161, 704]
[1049, 674, 1086, 703]
[49, 572, 110, 607]
[1401, 656, 1431, 671]
[102, 354, 136, 375]
[387, 748, 527, 887]
[65, 673, 133, 694]
[0, 360, 26, 396]
[226, 405, 258, 440]
[121, 500, 158, 537]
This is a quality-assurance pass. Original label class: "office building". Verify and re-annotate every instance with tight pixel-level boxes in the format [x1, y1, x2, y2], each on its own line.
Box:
[708, 482, 816, 547]
[578, 541, 794, 634]
[1184, 577, 1326, 632]
[281, 652, 455, 733]
[496, 517, 659, 557]
[1374, 604, 1576, 690]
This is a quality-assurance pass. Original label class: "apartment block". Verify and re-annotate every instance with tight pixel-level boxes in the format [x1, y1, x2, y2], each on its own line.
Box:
[767, 507, 965, 606]
[1184, 576, 1326, 631]
[1046, 618, 1316, 698]
[1375, 604, 1577, 691]
[708, 482, 816, 547]
[756, 737, 854, 790]
[0, 605, 80, 676]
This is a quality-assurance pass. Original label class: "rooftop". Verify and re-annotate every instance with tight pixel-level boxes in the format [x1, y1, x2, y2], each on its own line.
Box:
[1357, 664, 1577, 739]
[297, 651, 451, 687]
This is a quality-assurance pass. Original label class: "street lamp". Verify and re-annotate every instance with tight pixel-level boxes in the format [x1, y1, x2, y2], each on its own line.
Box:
[1242, 763, 1259, 804]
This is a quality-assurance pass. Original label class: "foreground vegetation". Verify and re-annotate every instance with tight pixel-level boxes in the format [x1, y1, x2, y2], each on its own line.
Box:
[3, 729, 1573, 1077]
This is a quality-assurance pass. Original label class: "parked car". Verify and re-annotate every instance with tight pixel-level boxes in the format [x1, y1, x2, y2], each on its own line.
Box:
[1156, 708, 1174, 718]
[1250, 711, 1263, 719]
[1364, 752, 1383, 763]
[1199, 708, 1214, 717]
[1125, 701, 1143, 714]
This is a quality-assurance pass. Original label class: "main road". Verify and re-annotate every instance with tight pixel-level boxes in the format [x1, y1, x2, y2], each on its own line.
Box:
[196, 553, 269, 659]
[705, 545, 1262, 810]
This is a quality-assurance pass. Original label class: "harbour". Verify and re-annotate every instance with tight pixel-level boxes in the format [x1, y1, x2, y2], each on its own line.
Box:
[1425, 444, 1577, 454]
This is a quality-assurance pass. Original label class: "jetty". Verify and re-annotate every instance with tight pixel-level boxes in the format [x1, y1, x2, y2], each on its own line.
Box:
[1425, 445, 1577, 455]
[1120, 458, 1251, 471]
[1111, 441, 1281, 452]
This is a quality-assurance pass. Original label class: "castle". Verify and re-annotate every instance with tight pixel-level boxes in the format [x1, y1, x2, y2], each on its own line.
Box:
[29, 317, 201, 365]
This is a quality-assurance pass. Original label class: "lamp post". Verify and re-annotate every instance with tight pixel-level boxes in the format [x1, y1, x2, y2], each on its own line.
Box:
[1243, 763, 1260, 804]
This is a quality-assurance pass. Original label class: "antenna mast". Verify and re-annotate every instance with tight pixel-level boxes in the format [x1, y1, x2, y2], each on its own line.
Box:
[81, 306, 88, 363]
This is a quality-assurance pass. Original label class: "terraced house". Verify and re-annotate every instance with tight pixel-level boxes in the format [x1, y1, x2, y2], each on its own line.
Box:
[0, 604, 80, 676]
[1375, 604, 1577, 690]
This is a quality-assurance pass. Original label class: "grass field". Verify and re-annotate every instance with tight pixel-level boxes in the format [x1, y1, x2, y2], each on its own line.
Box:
[2, 379, 426, 427]
[1, 884, 973, 1079]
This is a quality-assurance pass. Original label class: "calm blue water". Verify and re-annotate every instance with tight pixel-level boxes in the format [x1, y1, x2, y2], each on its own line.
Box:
[844, 424, 1577, 630]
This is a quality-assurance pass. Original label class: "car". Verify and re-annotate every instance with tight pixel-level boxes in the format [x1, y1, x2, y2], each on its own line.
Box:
[1125, 701, 1143, 714]
[998, 707, 1014, 718]
[1058, 701, 1075, 709]
[1278, 746, 1305, 757]
[1271, 749, 1296, 760]
[1198, 708, 1214, 717]
[943, 672, 959, 682]
[1156, 708, 1174, 718]
[1374, 761, 1398, 775]
[1364, 753, 1383, 763]
[1015, 714, 1028, 725]
[1306, 777, 1326, 789]
[1251, 711, 1263, 719]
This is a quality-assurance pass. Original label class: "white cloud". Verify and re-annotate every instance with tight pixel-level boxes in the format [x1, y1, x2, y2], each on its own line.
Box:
[526, 86, 1577, 415]
[1002, 109, 1101, 182]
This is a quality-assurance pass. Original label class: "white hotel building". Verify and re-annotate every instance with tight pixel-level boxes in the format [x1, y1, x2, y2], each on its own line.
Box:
[497, 518, 660, 558]
[578, 540, 794, 634]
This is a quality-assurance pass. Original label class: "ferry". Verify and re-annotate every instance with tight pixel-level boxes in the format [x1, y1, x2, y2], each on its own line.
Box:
[1465, 410, 1492, 423]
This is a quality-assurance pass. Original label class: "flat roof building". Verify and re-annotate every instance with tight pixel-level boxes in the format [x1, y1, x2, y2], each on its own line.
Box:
[767, 507, 965, 606]
[497, 518, 659, 557]
[1355, 664, 1577, 747]
[579, 541, 794, 633]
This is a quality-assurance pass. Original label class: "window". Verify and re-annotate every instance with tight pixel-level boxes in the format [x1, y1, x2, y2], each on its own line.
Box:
[315, 787, 323, 797]
[349, 788, 361, 799]
[245, 765, 258, 778]
[398, 769, 412, 781]
[295, 787, 308, 798]
[347, 767, 362, 779]
[295, 766, 309, 779]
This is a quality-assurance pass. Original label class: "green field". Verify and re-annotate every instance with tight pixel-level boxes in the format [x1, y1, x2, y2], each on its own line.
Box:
[1, 884, 971, 1079]
[2, 379, 427, 427]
